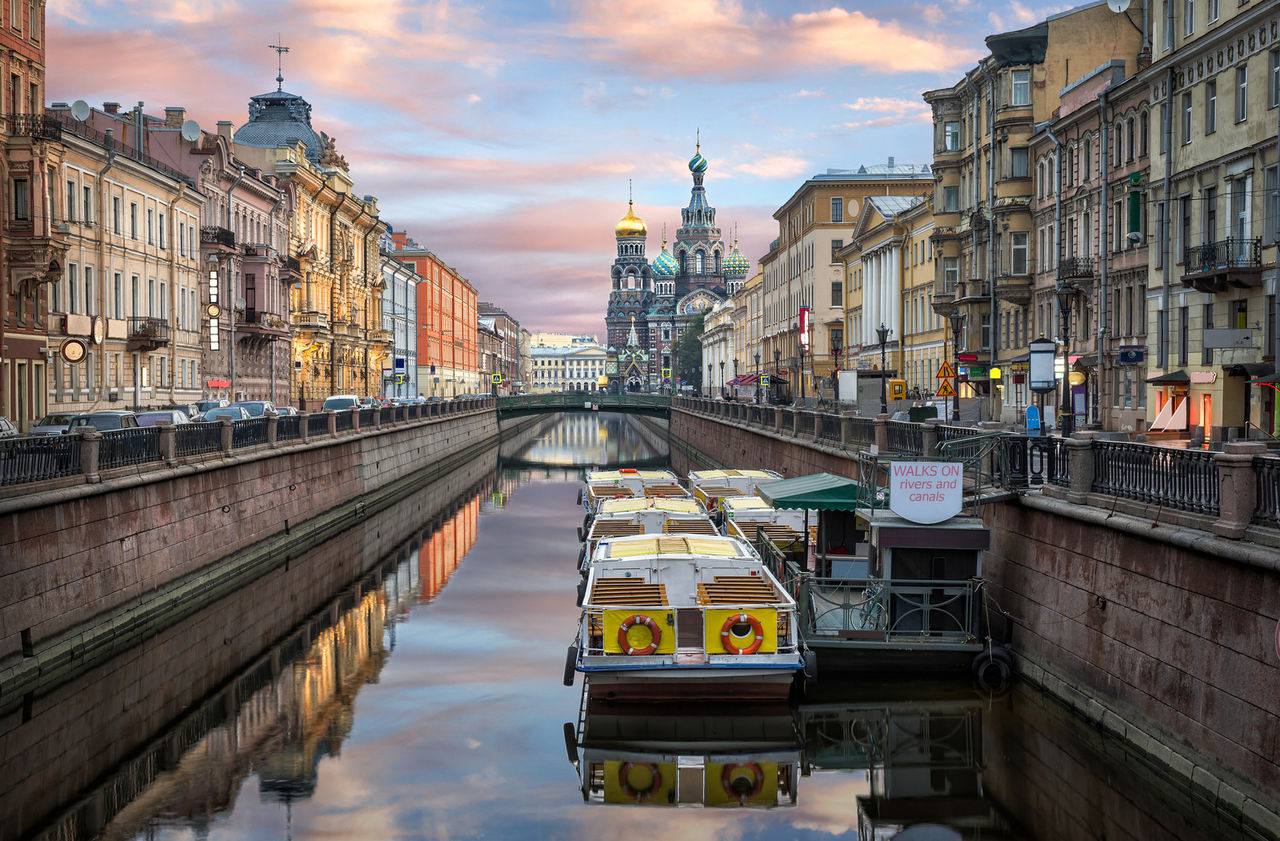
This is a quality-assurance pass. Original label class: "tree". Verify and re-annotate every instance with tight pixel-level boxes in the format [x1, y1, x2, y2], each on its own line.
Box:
[672, 312, 705, 391]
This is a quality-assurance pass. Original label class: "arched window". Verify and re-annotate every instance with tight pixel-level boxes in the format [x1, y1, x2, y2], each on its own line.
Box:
[678, 251, 687, 274]
[695, 251, 704, 274]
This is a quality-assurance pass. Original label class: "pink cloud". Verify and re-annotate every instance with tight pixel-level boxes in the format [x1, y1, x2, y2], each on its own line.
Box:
[841, 96, 933, 129]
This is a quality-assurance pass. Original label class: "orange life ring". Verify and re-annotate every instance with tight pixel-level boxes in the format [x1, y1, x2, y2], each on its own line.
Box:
[720, 762, 765, 799]
[618, 614, 662, 655]
[618, 762, 663, 801]
[720, 612, 764, 655]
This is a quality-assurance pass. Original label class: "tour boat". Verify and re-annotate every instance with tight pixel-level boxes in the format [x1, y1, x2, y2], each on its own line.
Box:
[719, 496, 809, 550]
[580, 468, 690, 515]
[578, 496, 717, 573]
[687, 469, 783, 512]
[569, 534, 804, 699]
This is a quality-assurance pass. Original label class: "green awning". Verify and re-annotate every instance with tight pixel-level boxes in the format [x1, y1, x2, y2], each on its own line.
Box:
[1250, 372, 1280, 385]
[757, 473, 885, 511]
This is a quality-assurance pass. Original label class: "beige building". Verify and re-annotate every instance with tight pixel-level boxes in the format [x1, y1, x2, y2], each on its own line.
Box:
[529, 341, 607, 393]
[699, 298, 734, 395]
[760, 163, 931, 399]
[44, 107, 206, 414]
[1142, 0, 1280, 440]
[925, 2, 1142, 422]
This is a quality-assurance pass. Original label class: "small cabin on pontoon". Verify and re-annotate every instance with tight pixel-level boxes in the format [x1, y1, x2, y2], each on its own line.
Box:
[687, 469, 783, 512]
[581, 469, 690, 514]
[578, 497, 718, 572]
[720, 496, 810, 550]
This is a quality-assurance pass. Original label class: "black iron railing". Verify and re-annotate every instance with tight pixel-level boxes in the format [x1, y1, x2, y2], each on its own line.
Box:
[177, 423, 222, 457]
[1184, 238, 1262, 273]
[358, 407, 376, 427]
[1057, 256, 1095, 280]
[887, 421, 924, 453]
[46, 111, 198, 188]
[993, 435, 1070, 487]
[334, 409, 354, 432]
[276, 415, 301, 441]
[847, 417, 875, 445]
[0, 434, 81, 485]
[1092, 441, 1219, 516]
[818, 413, 841, 441]
[98, 427, 162, 470]
[201, 226, 236, 248]
[127, 317, 170, 346]
[1254, 457, 1280, 527]
[7, 113, 63, 141]
[232, 417, 268, 448]
[307, 412, 330, 437]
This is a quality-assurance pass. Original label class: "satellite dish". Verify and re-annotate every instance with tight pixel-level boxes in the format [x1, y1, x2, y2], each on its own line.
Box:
[1107, 0, 1132, 11]
[70, 99, 90, 122]
[180, 119, 201, 142]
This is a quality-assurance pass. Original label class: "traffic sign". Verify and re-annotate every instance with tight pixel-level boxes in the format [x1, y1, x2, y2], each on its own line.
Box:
[661, 367, 672, 379]
[936, 361, 956, 379]
[760, 374, 771, 388]
[491, 373, 502, 384]
[935, 380, 957, 398]
[957, 352, 978, 363]
[967, 364, 990, 379]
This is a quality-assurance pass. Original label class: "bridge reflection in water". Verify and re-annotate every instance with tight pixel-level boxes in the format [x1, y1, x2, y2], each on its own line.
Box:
[4, 414, 1266, 841]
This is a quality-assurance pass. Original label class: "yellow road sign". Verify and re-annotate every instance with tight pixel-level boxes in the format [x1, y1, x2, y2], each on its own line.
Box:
[661, 367, 672, 379]
[935, 379, 957, 398]
[936, 361, 957, 379]
[491, 373, 502, 384]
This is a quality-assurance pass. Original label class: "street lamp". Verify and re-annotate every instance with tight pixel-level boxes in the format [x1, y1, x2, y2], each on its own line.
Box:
[773, 348, 781, 404]
[948, 310, 964, 421]
[876, 323, 890, 414]
[719, 360, 725, 398]
[832, 345, 843, 404]
[707, 362, 713, 398]
[754, 351, 762, 404]
[1056, 281, 1076, 436]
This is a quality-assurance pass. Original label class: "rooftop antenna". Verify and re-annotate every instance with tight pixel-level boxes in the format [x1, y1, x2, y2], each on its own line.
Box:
[696, 127, 700, 153]
[268, 37, 290, 91]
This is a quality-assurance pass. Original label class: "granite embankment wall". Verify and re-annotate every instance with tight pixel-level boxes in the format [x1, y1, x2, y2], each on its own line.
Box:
[669, 405, 1280, 834]
[0, 439, 513, 841]
[0, 407, 536, 703]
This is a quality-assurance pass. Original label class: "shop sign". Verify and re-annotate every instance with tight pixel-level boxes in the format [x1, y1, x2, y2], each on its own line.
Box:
[889, 461, 963, 524]
[1118, 346, 1146, 366]
[1189, 371, 1217, 384]
[206, 377, 231, 388]
[1203, 329, 1254, 349]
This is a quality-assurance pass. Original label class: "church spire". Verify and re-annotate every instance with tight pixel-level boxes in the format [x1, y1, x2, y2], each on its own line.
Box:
[627, 315, 639, 348]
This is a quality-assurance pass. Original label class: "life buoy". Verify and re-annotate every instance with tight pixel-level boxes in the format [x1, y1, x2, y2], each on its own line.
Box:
[617, 614, 662, 655]
[720, 762, 765, 799]
[720, 612, 765, 655]
[618, 762, 663, 801]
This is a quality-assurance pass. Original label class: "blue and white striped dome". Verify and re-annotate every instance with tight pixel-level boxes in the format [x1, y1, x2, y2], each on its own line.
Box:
[688, 151, 708, 173]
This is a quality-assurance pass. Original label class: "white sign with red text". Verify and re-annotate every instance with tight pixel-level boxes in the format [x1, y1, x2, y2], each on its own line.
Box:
[889, 461, 963, 524]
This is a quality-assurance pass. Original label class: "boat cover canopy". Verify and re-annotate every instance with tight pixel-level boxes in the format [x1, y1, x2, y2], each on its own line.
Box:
[758, 473, 882, 511]
[596, 497, 704, 515]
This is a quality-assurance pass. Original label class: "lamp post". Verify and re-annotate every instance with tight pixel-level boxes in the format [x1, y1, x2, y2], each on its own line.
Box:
[707, 362, 713, 398]
[832, 345, 843, 404]
[773, 348, 781, 404]
[719, 360, 725, 398]
[1056, 281, 1075, 436]
[754, 351, 761, 404]
[876, 323, 890, 414]
[948, 311, 963, 421]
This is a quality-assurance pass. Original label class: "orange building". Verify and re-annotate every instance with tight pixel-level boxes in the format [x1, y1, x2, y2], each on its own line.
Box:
[389, 231, 478, 397]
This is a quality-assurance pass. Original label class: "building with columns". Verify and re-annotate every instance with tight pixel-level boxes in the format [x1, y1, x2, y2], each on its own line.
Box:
[380, 231, 419, 399]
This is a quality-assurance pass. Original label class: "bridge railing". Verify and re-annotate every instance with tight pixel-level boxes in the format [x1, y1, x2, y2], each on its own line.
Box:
[0, 396, 497, 494]
[496, 393, 670, 413]
[675, 396, 1279, 542]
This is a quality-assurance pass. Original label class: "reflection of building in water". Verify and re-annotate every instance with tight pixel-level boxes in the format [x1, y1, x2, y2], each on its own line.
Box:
[419, 496, 478, 601]
[510, 413, 668, 468]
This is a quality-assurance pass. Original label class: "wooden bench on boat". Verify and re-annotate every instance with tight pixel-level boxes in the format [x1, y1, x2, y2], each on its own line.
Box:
[662, 518, 718, 535]
[696, 575, 780, 605]
[587, 578, 669, 641]
[588, 486, 636, 502]
[642, 485, 689, 498]
[588, 520, 647, 541]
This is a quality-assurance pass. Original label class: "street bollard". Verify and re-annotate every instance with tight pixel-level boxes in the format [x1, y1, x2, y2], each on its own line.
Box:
[265, 414, 278, 446]
[873, 414, 890, 452]
[327, 410, 338, 437]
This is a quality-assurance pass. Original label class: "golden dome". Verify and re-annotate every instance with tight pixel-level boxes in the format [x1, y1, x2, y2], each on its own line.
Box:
[615, 200, 647, 238]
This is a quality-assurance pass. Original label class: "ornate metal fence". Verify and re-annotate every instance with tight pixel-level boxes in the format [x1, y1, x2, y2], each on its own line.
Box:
[307, 413, 330, 437]
[1254, 457, 1280, 527]
[98, 427, 162, 470]
[232, 417, 269, 448]
[177, 423, 222, 458]
[334, 410, 354, 432]
[818, 413, 842, 442]
[276, 415, 302, 442]
[847, 417, 875, 445]
[1092, 441, 1219, 515]
[358, 407, 376, 427]
[887, 421, 924, 454]
[0, 435, 82, 485]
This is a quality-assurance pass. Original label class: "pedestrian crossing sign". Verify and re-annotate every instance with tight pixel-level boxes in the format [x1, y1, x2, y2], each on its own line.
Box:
[936, 361, 957, 379]
[491, 373, 502, 384]
[936, 379, 958, 398]
[662, 367, 672, 379]
[760, 374, 771, 388]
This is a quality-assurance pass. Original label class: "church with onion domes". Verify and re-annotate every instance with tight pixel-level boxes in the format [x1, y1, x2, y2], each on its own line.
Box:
[605, 137, 750, 391]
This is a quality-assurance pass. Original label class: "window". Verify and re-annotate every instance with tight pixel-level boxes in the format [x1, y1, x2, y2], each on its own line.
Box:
[1011, 147, 1029, 178]
[1271, 49, 1280, 109]
[942, 256, 959, 290]
[147, 277, 155, 317]
[1208, 0, 1218, 20]
[12, 177, 28, 220]
[65, 179, 75, 222]
[1162, 1, 1172, 50]
[831, 239, 843, 262]
[829, 197, 845, 224]
[1126, 118, 1135, 162]
[942, 185, 959, 212]
[113, 273, 122, 319]
[112, 196, 121, 233]
[159, 213, 166, 249]
[179, 222, 185, 256]
[1236, 66, 1248, 122]
[82, 185, 91, 224]
[130, 201, 138, 239]
[943, 121, 960, 151]
[1140, 113, 1149, 157]
[1231, 298, 1247, 329]
[10, 0, 18, 29]
[1178, 305, 1189, 365]
[1205, 79, 1217, 133]
[1267, 166, 1280, 244]
[1202, 303, 1214, 364]
[1159, 103, 1169, 153]
[1083, 138, 1092, 179]
[1183, 0, 1193, 35]
[146, 208, 153, 244]
[84, 266, 93, 316]
[1179, 195, 1191, 261]
[1181, 91, 1192, 143]
[1011, 232, 1029, 275]
[1204, 186, 1217, 244]
[831, 282, 842, 306]
[1011, 69, 1030, 106]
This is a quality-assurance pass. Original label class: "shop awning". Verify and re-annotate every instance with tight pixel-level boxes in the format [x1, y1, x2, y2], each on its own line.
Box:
[1226, 362, 1273, 378]
[1147, 370, 1190, 385]
[758, 473, 884, 511]
[1249, 371, 1280, 385]
[1072, 353, 1098, 368]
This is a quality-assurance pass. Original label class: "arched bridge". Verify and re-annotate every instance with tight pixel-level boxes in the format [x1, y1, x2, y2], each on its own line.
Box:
[496, 393, 671, 418]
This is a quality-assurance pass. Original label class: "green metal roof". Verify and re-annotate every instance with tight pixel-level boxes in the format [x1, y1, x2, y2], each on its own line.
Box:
[757, 473, 885, 511]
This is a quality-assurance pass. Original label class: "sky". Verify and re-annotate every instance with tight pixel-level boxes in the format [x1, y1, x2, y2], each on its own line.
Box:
[46, 0, 1067, 336]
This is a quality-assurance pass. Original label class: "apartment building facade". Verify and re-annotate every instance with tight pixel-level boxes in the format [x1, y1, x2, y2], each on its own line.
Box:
[380, 233, 419, 399]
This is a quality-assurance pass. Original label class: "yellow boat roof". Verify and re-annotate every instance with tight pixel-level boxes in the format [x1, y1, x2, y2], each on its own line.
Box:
[689, 469, 779, 481]
[723, 496, 774, 512]
[587, 469, 677, 482]
[597, 497, 704, 515]
[604, 535, 740, 559]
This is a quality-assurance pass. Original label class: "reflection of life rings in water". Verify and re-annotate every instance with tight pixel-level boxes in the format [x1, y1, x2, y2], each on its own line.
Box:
[617, 614, 662, 655]
[719, 612, 765, 655]
[720, 762, 765, 800]
[618, 762, 664, 802]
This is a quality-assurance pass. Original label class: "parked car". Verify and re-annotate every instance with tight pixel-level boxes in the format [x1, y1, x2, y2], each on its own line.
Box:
[231, 400, 275, 418]
[194, 399, 228, 415]
[322, 394, 360, 412]
[274, 406, 298, 416]
[0, 416, 18, 438]
[136, 410, 191, 427]
[67, 411, 139, 432]
[197, 406, 251, 422]
[30, 413, 77, 436]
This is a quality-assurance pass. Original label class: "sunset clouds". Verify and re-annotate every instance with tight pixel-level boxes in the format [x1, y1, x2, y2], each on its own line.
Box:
[47, 0, 1013, 334]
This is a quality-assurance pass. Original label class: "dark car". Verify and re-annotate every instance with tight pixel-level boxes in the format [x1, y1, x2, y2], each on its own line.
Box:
[194, 399, 228, 415]
[231, 400, 275, 418]
[67, 411, 139, 432]
[198, 406, 251, 422]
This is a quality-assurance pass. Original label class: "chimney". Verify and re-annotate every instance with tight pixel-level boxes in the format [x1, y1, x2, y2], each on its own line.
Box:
[103, 101, 120, 114]
[164, 106, 185, 128]
[216, 119, 233, 140]
[888, 155, 895, 170]
[391, 231, 409, 249]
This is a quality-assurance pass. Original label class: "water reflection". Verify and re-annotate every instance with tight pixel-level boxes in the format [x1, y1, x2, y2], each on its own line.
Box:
[503, 412, 668, 468]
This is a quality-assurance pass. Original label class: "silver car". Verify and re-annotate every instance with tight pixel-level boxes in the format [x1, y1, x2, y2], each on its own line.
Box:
[136, 410, 191, 427]
[30, 413, 77, 436]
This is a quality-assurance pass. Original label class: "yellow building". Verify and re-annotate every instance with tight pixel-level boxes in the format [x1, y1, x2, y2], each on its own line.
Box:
[233, 86, 389, 406]
[899, 199, 945, 396]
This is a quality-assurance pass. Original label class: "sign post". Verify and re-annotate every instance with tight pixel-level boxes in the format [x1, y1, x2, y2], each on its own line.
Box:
[888, 461, 963, 524]
[936, 360, 957, 419]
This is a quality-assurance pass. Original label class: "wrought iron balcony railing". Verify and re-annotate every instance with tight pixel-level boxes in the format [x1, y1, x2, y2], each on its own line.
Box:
[1184, 238, 1262, 274]
[7, 114, 63, 141]
[1057, 256, 1095, 281]
[200, 226, 236, 249]
[127, 316, 170, 349]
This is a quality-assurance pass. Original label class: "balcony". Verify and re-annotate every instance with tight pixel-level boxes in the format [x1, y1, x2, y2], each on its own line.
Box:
[995, 273, 1033, 305]
[127, 317, 170, 350]
[240, 309, 289, 337]
[1181, 238, 1262, 293]
[242, 242, 276, 259]
[6, 114, 63, 141]
[293, 309, 329, 332]
[1057, 257, 1096, 282]
[369, 328, 393, 346]
[200, 226, 236, 252]
[954, 277, 989, 303]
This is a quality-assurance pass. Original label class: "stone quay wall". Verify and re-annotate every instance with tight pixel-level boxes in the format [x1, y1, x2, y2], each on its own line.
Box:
[669, 403, 1280, 834]
[0, 404, 510, 690]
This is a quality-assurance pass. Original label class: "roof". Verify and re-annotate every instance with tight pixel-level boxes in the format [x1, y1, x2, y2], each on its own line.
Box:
[865, 195, 924, 217]
[689, 469, 779, 481]
[723, 496, 774, 512]
[773, 164, 933, 217]
[758, 473, 886, 511]
[1147, 370, 1190, 385]
[597, 498, 704, 515]
[588, 469, 676, 482]
[232, 90, 322, 163]
[600, 535, 742, 559]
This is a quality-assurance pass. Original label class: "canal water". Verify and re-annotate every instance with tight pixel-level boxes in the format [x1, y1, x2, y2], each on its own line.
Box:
[0, 414, 1266, 841]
